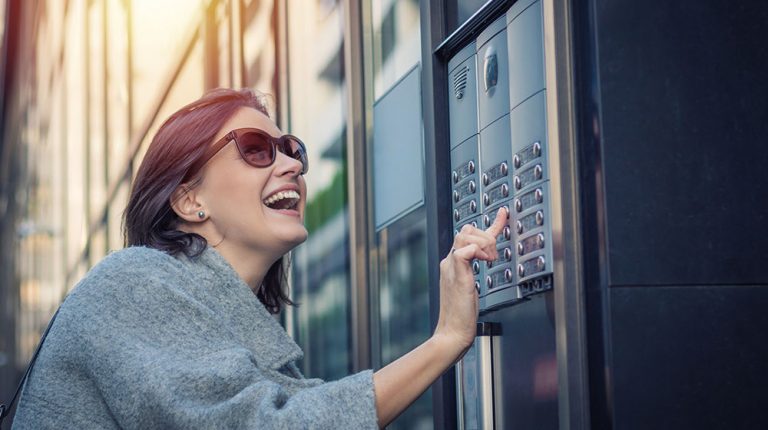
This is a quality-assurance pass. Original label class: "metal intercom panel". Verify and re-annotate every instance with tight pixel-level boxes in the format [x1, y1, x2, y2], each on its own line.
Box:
[448, 0, 553, 311]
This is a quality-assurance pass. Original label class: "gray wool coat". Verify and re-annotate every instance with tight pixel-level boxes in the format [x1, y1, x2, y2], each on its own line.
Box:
[12, 246, 378, 429]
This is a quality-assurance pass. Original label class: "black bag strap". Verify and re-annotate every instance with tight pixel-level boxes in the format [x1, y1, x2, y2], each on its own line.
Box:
[0, 307, 61, 426]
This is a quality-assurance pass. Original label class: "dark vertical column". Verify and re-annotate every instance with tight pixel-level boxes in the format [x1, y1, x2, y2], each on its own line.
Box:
[543, 0, 592, 428]
[571, 0, 613, 426]
[343, 0, 372, 374]
[419, 1, 456, 429]
[0, 0, 24, 415]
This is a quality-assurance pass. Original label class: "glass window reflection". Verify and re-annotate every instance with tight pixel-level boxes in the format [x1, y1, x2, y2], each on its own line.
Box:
[371, 0, 421, 99]
[286, 0, 352, 382]
[445, 0, 491, 35]
[377, 209, 433, 429]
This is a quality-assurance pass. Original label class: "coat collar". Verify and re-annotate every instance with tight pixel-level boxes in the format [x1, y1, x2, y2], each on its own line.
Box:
[175, 246, 303, 371]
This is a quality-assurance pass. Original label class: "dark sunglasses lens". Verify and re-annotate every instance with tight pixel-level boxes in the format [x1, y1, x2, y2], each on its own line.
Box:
[238, 132, 273, 167]
[283, 137, 308, 174]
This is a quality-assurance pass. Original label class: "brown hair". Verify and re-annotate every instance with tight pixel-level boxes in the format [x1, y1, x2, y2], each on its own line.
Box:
[123, 88, 294, 314]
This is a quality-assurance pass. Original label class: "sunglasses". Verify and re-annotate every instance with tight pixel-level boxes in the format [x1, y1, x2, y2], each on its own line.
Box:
[186, 128, 309, 180]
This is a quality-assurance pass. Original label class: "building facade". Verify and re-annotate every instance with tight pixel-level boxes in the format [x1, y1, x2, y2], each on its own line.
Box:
[2, 0, 768, 429]
[0, 0, 432, 427]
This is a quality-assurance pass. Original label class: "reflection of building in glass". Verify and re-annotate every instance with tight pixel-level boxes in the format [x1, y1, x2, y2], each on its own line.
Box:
[284, 0, 352, 383]
[0, 0, 431, 428]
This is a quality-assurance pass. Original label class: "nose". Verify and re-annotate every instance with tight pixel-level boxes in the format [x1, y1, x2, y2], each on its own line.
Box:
[273, 151, 303, 177]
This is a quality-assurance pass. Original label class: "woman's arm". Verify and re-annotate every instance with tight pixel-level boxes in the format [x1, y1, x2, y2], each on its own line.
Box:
[373, 207, 508, 427]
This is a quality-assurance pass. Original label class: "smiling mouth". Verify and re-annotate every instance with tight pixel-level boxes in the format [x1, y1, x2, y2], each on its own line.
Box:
[263, 190, 301, 211]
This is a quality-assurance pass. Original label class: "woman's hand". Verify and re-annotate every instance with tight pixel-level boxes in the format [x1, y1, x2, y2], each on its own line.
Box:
[434, 206, 508, 353]
[372, 206, 508, 427]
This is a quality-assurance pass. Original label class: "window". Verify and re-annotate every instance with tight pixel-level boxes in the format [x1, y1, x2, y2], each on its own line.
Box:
[286, 0, 352, 381]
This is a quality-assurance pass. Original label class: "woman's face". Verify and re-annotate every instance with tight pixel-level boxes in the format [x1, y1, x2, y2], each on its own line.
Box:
[194, 107, 308, 258]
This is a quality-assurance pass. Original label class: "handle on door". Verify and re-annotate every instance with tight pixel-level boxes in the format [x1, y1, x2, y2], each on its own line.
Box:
[456, 322, 500, 430]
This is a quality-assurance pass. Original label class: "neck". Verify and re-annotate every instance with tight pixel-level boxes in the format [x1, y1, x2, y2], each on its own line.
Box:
[180, 222, 280, 292]
[212, 242, 279, 292]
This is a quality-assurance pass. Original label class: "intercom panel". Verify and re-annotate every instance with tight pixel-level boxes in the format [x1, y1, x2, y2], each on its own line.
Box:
[507, 0, 545, 109]
[479, 114, 512, 214]
[510, 89, 552, 294]
[451, 136, 483, 292]
[448, 43, 478, 149]
[476, 17, 510, 131]
[447, 0, 553, 311]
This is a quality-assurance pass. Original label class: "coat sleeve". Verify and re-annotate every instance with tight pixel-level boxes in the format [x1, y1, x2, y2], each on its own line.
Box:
[96, 345, 378, 429]
[50, 262, 380, 430]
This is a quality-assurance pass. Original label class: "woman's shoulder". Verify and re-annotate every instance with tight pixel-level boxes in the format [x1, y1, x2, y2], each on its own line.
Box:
[102, 245, 177, 267]
[65, 246, 183, 305]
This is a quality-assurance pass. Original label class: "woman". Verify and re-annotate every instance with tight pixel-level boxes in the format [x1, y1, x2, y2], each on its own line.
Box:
[12, 88, 507, 429]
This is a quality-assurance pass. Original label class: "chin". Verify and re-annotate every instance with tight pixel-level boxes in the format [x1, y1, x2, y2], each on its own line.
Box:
[280, 226, 309, 251]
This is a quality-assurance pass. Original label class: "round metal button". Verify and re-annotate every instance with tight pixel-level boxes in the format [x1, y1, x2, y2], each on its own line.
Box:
[472, 261, 480, 274]
[483, 193, 490, 206]
[454, 209, 460, 221]
[486, 276, 493, 289]
[453, 190, 460, 202]
[468, 160, 475, 174]
[504, 268, 513, 283]
[483, 215, 490, 227]
[487, 260, 493, 269]
[504, 247, 512, 261]
[537, 233, 545, 248]
[517, 242, 524, 256]
[533, 141, 542, 157]
[501, 183, 509, 197]
[515, 199, 522, 213]
[513, 154, 521, 168]
[452, 170, 458, 183]
[537, 256, 546, 271]
[501, 162, 508, 176]
[535, 188, 543, 203]
[534, 164, 543, 179]
[503, 226, 511, 240]
[470, 200, 477, 213]
[518, 264, 525, 278]
[514, 176, 521, 190]
[471, 221, 478, 228]
[482, 173, 489, 186]
[516, 220, 523, 234]
[474, 281, 480, 293]
[469, 180, 476, 193]
[535, 210, 544, 226]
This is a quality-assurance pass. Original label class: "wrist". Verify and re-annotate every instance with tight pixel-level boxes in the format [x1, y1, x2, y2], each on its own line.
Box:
[429, 331, 472, 364]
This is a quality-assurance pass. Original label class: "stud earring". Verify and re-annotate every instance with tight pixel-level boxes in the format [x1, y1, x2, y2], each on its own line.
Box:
[197, 210, 205, 219]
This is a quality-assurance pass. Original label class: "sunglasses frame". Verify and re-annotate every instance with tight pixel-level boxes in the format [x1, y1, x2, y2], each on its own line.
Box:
[185, 128, 308, 181]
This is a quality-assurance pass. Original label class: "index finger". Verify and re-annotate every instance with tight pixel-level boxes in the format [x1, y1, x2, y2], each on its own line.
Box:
[485, 206, 508, 238]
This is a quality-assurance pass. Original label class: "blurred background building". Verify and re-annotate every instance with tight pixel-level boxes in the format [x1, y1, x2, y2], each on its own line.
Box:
[0, 0, 430, 427]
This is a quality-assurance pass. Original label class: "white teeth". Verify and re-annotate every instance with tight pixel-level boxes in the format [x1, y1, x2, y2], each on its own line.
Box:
[263, 190, 300, 206]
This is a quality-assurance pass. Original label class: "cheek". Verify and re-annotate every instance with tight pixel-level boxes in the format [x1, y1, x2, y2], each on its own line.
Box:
[300, 178, 308, 209]
[204, 167, 268, 214]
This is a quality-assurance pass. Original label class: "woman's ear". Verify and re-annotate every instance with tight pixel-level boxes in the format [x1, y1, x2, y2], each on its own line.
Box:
[170, 184, 206, 223]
